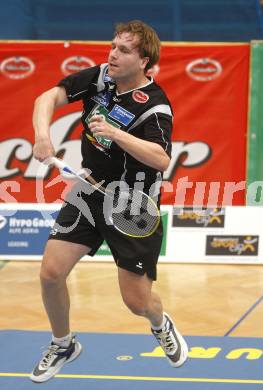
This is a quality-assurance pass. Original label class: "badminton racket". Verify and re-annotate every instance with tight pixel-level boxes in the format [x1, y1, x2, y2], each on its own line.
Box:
[45, 157, 160, 238]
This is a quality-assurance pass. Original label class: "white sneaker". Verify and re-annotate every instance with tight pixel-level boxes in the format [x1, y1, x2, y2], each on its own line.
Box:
[151, 312, 188, 367]
[30, 336, 82, 383]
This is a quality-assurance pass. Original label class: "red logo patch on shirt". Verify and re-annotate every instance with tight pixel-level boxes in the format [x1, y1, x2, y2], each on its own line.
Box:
[132, 90, 149, 103]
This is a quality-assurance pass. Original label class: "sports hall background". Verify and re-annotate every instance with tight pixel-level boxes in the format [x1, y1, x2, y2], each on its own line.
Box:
[1, 1, 263, 389]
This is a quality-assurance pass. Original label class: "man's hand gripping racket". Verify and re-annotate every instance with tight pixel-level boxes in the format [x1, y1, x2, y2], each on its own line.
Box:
[45, 157, 160, 238]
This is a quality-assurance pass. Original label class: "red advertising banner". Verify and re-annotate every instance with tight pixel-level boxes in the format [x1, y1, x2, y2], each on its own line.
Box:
[0, 41, 249, 206]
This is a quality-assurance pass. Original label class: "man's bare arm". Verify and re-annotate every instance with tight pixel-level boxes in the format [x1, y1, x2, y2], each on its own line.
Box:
[33, 86, 68, 161]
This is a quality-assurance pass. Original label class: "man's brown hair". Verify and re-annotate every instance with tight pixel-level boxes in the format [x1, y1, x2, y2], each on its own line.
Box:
[114, 20, 160, 72]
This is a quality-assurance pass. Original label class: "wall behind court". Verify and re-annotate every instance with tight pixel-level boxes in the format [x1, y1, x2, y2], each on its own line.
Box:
[0, 41, 249, 206]
[247, 41, 263, 205]
[0, 0, 263, 42]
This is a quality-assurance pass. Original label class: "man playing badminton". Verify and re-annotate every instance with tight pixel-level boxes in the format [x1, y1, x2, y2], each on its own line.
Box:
[30, 20, 188, 382]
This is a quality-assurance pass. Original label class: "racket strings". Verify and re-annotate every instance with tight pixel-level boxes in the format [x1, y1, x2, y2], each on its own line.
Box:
[111, 189, 160, 237]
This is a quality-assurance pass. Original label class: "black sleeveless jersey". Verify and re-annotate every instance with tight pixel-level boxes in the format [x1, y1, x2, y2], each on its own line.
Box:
[58, 63, 173, 191]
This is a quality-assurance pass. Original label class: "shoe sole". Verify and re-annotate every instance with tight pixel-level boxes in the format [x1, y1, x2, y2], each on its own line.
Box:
[163, 312, 188, 368]
[30, 341, 82, 383]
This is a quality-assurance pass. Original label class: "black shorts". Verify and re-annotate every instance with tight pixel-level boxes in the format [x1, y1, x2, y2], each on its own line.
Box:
[48, 184, 163, 281]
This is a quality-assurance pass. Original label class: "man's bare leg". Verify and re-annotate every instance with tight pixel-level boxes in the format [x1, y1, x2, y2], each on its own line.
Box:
[40, 239, 90, 337]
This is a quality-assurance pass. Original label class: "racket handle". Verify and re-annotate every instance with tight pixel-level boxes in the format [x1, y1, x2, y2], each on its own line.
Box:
[43, 156, 107, 196]
[45, 157, 68, 170]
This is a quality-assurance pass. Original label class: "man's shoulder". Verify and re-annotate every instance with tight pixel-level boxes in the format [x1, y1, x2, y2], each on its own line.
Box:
[69, 64, 101, 79]
[139, 80, 171, 107]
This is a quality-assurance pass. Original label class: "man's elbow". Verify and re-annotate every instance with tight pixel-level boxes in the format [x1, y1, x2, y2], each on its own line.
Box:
[158, 155, 170, 172]
[34, 91, 50, 107]
[34, 87, 66, 108]
[34, 94, 42, 106]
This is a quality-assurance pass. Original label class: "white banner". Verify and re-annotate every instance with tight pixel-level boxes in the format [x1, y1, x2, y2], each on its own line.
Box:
[0, 204, 262, 264]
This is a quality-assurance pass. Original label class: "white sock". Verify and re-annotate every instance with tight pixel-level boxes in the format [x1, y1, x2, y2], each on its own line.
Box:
[151, 314, 167, 331]
[52, 332, 72, 348]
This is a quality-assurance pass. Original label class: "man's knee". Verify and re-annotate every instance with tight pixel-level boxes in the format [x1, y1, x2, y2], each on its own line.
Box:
[40, 265, 63, 284]
[118, 268, 153, 316]
[40, 240, 86, 285]
[122, 295, 150, 317]
[40, 258, 65, 285]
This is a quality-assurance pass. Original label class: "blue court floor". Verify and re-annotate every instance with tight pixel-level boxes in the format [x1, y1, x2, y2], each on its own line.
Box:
[1, 330, 263, 389]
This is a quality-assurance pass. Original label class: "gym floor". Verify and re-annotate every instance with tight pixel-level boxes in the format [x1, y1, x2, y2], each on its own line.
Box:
[1, 260, 263, 389]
